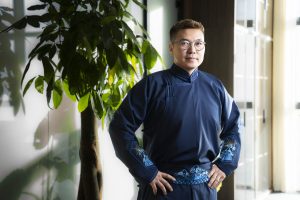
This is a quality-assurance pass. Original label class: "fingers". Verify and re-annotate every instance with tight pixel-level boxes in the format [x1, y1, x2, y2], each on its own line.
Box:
[157, 179, 168, 195]
[150, 181, 157, 195]
[161, 172, 176, 182]
[160, 176, 173, 192]
[150, 171, 176, 195]
[208, 164, 226, 188]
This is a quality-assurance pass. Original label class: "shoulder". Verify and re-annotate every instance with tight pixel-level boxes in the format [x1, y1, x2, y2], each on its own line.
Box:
[146, 69, 169, 83]
[197, 70, 231, 102]
[130, 69, 168, 93]
[134, 69, 169, 89]
[198, 70, 225, 89]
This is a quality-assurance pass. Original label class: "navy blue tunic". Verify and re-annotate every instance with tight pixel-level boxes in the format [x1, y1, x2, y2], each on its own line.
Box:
[109, 64, 241, 199]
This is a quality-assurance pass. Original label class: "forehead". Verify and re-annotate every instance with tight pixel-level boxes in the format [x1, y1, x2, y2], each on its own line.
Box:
[174, 29, 204, 41]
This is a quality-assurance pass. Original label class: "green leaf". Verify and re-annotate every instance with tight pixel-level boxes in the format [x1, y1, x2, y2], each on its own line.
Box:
[40, 24, 57, 38]
[49, 45, 56, 59]
[28, 40, 43, 58]
[105, 42, 118, 68]
[35, 76, 44, 94]
[111, 87, 121, 108]
[46, 78, 54, 108]
[27, 4, 47, 11]
[21, 58, 33, 86]
[144, 41, 159, 70]
[132, 0, 147, 10]
[62, 81, 76, 102]
[52, 80, 63, 109]
[41, 57, 54, 83]
[111, 23, 123, 42]
[121, 21, 137, 43]
[78, 93, 90, 112]
[141, 40, 149, 54]
[102, 90, 111, 103]
[91, 92, 104, 119]
[100, 16, 116, 25]
[39, 13, 51, 23]
[23, 77, 36, 96]
[52, 90, 62, 108]
[37, 44, 52, 60]
[118, 48, 130, 73]
[27, 15, 41, 28]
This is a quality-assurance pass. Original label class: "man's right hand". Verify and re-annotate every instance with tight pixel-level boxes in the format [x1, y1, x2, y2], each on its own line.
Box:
[149, 171, 176, 196]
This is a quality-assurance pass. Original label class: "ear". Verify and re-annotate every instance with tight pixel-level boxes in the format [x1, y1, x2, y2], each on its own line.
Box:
[169, 42, 174, 55]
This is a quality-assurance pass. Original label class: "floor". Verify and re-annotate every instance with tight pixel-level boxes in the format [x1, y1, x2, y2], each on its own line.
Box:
[263, 192, 300, 200]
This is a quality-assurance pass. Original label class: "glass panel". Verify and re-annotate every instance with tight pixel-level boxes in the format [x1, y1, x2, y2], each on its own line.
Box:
[235, 0, 256, 28]
[257, 0, 273, 36]
[234, 30, 256, 200]
[245, 0, 256, 30]
[285, 0, 300, 191]
[236, 0, 247, 26]
[293, 25, 300, 191]
[234, 0, 273, 199]
[254, 37, 271, 198]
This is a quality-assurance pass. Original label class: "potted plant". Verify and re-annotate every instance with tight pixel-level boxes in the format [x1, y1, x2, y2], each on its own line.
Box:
[0, 0, 161, 199]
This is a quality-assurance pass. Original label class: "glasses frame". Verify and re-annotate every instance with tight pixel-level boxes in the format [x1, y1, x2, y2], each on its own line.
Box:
[173, 39, 206, 51]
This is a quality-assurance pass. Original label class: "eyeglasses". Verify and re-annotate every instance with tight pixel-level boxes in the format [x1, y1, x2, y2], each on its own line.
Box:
[173, 39, 206, 51]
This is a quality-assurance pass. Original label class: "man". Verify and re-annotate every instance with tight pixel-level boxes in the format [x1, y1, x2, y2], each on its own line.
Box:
[109, 19, 241, 200]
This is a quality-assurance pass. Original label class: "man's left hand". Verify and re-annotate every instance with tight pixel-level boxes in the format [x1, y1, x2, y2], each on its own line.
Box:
[208, 164, 226, 189]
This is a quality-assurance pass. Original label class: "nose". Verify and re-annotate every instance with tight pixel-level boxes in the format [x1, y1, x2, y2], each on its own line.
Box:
[187, 43, 196, 53]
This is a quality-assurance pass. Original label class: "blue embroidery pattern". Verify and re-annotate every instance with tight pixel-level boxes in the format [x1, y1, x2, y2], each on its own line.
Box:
[173, 166, 209, 185]
[219, 141, 236, 161]
[134, 147, 154, 167]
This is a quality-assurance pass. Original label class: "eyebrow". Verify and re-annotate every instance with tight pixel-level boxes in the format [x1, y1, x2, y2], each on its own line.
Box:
[179, 38, 204, 42]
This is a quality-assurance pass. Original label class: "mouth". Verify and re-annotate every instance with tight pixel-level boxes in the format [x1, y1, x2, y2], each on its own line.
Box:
[185, 57, 198, 61]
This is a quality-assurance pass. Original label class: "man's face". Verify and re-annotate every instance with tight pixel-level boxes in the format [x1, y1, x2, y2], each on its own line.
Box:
[169, 29, 205, 74]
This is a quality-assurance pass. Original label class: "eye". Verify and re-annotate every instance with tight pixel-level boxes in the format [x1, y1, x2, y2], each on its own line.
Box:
[180, 40, 190, 46]
[194, 41, 203, 47]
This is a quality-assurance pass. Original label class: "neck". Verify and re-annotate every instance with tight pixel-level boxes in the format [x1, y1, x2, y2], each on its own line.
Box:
[176, 66, 197, 76]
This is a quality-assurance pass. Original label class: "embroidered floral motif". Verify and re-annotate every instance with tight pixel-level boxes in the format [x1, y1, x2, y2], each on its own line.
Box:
[134, 147, 154, 167]
[219, 141, 236, 161]
[173, 166, 209, 184]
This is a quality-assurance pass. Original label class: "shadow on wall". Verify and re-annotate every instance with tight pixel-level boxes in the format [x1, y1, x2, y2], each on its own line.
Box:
[0, 129, 80, 200]
[0, 6, 24, 115]
[0, 6, 81, 199]
[0, 98, 80, 200]
[0, 96, 80, 200]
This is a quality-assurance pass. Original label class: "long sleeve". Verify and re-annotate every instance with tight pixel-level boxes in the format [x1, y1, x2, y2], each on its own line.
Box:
[109, 77, 158, 184]
[214, 84, 241, 176]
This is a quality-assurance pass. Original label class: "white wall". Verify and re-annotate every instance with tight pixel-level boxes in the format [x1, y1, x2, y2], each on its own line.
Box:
[273, 0, 300, 192]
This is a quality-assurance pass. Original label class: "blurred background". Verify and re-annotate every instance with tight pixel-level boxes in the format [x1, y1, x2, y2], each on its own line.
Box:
[0, 0, 300, 200]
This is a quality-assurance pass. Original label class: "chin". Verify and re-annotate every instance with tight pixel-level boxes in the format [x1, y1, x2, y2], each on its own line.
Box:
[185, 65, 199, 70]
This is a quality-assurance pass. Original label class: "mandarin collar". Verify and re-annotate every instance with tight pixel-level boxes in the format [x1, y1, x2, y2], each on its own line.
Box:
[170, 64, 199, 82]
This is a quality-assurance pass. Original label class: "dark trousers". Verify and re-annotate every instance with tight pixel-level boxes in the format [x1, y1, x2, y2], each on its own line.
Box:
[137, 183, 217, 200]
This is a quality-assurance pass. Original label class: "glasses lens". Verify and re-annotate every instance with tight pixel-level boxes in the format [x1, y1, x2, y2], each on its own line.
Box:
[194, 41, 203, 50]
[180, 40, 190, 49]
[177, 40, 205, 50]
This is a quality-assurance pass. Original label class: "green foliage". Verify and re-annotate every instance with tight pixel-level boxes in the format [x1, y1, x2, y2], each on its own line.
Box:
[0, 0, 161, 120]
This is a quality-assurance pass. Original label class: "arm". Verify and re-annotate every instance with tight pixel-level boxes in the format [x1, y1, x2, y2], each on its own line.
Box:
[109, 77, 158, 184]
[214, 84, 241, 176]
[208, 84, 241, 188]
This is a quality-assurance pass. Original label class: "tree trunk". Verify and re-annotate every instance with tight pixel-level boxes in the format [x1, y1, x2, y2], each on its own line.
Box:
[77, 104, 102, 200]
